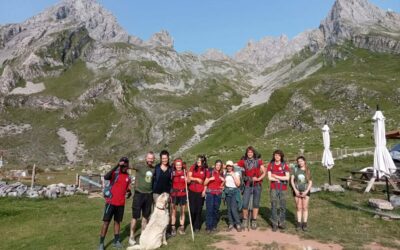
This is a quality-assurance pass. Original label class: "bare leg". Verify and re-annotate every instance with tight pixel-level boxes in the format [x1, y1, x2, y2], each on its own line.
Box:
[114, 221, 120, 236]
[295, 197, 302, 222]
[180, 205, 186, 226]
[252, 208, 259, 220]
[171, 203, 177, 226]
[242, 208, 248, 220]
[100, 221, 110, 237]
[303, 197, 309, 222]
[130, 218, 137, 239]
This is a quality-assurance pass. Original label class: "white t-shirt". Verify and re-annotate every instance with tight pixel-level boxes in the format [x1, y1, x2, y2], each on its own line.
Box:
[225, 172, 240, 188]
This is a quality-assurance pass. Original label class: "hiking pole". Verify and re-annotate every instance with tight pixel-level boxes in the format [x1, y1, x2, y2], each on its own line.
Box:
[248, 182, 253, 232]
[184, 169, 195, 242]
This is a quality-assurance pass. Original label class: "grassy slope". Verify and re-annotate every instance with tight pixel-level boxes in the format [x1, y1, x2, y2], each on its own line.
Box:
[186, 46, 400, 162]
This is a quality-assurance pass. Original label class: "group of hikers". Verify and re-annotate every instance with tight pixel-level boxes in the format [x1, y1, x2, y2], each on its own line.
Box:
[98, 146, 313, 249]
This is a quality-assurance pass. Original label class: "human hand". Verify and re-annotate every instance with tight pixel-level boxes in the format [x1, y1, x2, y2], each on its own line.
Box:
[202, 191, 206, 197]
[197, 178, 203, 184]
[126, 190, 132, 199]
[209, 176, 215, 181]
[252, 177, 258, 182]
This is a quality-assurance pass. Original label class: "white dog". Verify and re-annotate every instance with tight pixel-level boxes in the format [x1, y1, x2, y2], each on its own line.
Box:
[127, 192, 170, 250]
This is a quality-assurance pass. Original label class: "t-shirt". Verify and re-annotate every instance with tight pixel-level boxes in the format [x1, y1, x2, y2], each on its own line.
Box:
[237, 158, 264, 186]
[134, 164, 154, 193]
[107, 171, 131, 206]
[267, 161, 290, 190]
[153, 165, 172, 194]
[225, 172, 240, 188]
[171, 170, 186, 197]
[189, 165, 206, 193]
[293, 167, 311, 192]
[206, 169, 223, 194]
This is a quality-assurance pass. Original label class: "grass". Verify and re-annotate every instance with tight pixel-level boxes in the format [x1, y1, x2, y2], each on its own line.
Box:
[41, 60, 94, 101]
[1, 157, 400, 249]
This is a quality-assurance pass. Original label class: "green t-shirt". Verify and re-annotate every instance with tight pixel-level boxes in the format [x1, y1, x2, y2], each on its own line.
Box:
[134, 164, 154, 193]
[293, 167, 311, 192]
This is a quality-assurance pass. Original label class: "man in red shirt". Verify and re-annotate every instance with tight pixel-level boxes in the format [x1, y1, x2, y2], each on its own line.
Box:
[267, 150, 290, 232]
[98, 157, 131, 250]
[236, 146, 265, 230]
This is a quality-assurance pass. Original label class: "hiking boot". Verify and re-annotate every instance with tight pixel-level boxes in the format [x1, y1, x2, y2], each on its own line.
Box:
[211, 227, 218, 233]
[178, 226, 186, 235]
[227, 224, 234, 232]
[128, 237, 136, 246]
[272, 224, 278, 232]
[206, 229, 212, 234]
[113, 241, 123, 249]
[302, 222, 308, 232]
[98, 243, 105, 250]
[251, 219, 257, 230]
[278, 223, 286, 230]
[236, 224, 242, 232]
[241, 218, 248, 229]
[296, 222, 302, 231]
[171, 225, 177, 237]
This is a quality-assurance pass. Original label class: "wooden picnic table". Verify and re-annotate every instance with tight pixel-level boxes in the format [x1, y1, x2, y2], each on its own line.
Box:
[341, 169, 400, 192]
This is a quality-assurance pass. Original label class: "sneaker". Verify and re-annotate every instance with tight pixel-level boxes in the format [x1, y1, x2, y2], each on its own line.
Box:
[272, 224, 278, 232]
[178, 226, 186, 235]
[98, 243, 105, 250]
[302, 222, 308, 232]
[236, 224, 242, 232]
[128, 237, 136, 246]
[171, 226, 177, 237]
[227, 225, 234, 232]
[296, 222, 302, 231]
[113, 241, 123, 249]
[251, 219, 257, 230]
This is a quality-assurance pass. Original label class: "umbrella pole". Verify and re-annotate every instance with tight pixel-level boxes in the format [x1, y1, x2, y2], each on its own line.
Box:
[328, 169, 332, 186]
[385, 176, 390, 202]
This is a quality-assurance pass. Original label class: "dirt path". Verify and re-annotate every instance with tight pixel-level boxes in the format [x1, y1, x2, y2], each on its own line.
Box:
[212, 228, 342, 250]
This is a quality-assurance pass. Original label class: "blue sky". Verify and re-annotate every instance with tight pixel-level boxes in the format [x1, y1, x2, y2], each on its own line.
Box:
[0, 0, 399, 55]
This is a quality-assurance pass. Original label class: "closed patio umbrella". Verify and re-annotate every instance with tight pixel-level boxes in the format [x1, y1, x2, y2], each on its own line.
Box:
[365, 108, 397, 198]
[322, 123, 335, 185]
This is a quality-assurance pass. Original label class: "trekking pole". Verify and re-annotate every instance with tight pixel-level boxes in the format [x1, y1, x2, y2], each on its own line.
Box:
[248, 182, 253, 231]
[184, 169, 195, 242]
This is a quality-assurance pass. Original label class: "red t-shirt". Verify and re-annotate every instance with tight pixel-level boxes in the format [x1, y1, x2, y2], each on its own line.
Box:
[237, 159, 264, 186]
[189, 165, 206, 193]
[106, 171, 131, 206]
[267, 162, 290, 190]
[205, 169, 223, 195]
[171, 170, 186, 197]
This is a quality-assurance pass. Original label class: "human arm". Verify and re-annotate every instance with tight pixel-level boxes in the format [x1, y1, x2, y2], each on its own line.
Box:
[291, 175, 300, 197]
[104, 165, 119, 180]
[254, 163, 266, 182]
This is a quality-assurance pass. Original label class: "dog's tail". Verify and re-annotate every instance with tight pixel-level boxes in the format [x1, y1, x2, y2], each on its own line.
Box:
[126, 245, 141, 250]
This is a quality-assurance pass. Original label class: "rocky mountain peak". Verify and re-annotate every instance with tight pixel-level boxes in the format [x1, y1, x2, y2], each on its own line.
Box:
[145, 30, 174, 48]
[320, 0, 400, 44]
[201, 49, 231, 61]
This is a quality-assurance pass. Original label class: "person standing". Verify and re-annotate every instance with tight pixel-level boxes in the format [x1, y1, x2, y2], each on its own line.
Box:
[188, 155, 207, 232]
[99, 157, 131, 250]
[152, 150, 172, 203]
[129, 152, 155, 246]
[204, 160, 225, 233]
[236, 146, 265, 229]
[290, 156, 312, 231]
[267, 150, 290, 232]
[224, 160, 242, 232]
[170, 158, 187, 236]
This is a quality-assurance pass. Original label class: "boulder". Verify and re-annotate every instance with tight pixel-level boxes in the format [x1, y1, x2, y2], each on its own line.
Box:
[369, 198, 394, 210]
[310, 186, 321, 193]
[390, 195, 400, 208]
[322, 183, 345, 192]
[26, 189, 39, 198]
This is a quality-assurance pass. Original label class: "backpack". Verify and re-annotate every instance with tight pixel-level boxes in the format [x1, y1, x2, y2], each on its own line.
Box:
[270, 161, 288, 185]
[103, 169, 120, 199]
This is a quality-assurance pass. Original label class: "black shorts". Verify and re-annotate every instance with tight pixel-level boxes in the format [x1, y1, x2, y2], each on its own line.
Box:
[132, 191, 152, 220]
[171, 195, 187, 206]
[292, 190, 310, 197]
[103, 203, 124, 223]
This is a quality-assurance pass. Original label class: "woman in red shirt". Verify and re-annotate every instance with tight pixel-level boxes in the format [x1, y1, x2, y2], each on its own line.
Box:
[204, 160, 224, 233]
[170, 158, 187, 236]
[188, 155, 207, 232]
